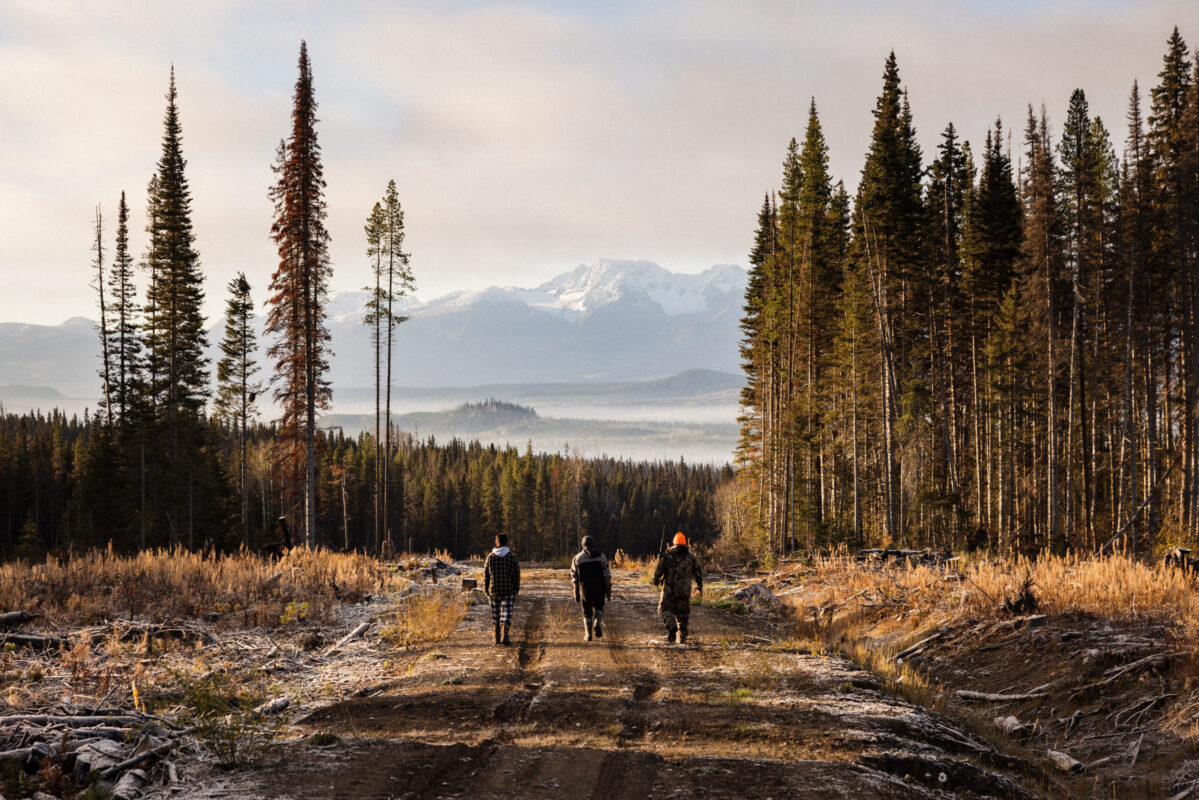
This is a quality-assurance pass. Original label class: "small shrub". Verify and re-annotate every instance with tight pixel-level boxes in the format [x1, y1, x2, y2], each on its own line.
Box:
[177, 670, 282, 767]
[280, 601, 309, 626]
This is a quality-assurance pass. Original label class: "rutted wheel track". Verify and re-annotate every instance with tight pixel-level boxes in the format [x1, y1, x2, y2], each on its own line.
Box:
[516, 596, 548, 673]
[492, 596, 548, 723]
[604, 605, 660, 744]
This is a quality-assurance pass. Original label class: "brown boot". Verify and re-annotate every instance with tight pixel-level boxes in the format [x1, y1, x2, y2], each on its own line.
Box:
[502, 623, 511, 645]
[494, 624, 502, 645]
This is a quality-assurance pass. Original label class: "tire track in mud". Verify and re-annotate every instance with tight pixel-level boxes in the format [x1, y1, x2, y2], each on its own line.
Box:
[586, 750, 659, 800]
[604, 606, 661, 744]
[516, 596, 548, 673]
[492, 596, 547, 723]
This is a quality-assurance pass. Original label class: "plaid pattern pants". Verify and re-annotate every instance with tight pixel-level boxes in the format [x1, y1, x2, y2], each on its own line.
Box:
[490, 595, 515, 626]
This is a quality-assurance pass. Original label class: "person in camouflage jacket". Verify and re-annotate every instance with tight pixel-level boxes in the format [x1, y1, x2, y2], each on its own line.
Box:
[484, 534, 521, 645]
[652, 532, 703, 644]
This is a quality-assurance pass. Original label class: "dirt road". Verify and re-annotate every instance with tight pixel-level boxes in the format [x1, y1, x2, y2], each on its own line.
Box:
[238, 568, 1044, 799]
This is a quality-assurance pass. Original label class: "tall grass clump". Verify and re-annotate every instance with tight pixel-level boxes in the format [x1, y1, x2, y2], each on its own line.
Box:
[0, 545, 406, 628]
[380, 588, 466, 647]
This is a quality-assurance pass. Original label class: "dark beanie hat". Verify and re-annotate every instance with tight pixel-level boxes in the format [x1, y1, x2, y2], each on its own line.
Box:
[582, 535, 596, 550]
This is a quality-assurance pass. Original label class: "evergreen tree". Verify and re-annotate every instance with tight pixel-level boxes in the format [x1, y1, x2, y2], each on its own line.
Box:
[144, 69, 209, 435]
[141, 68, 213, 546]
[267, 41, 334, 548]
[853, 52, 927, 543]
[380, 179, 414, 552]
[1147, 28, 1195, 536]
[363, 201, 385, 551]
[215, 273, 261, 545]
[1017, 106, 1066, 551]
[735, 193, 776, 470]
[107, 191, 141, 424]
[91, 205, 113, 428]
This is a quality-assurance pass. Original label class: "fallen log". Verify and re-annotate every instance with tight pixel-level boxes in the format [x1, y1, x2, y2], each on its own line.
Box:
[957, 689, 1049, 703]
[112, 768, 147, 800]
[1171, 780, 1199, 800]
[324, 622, 370, 657]
[1129, 733, 1145, 766]
[0, 714, 145, 727]
[101, 739, 178, 780]
[0, 746, 35, 765]
[994, 715, 1027, 735]
[1048, 748, 1083, 772]
[0, 611, 35, 627]
[1, 632, 63, 650]
[895, 629, 946, 661]
[73, 738, 127, 783]
[1098, 652, 1179, 688]
[253, 696, 291, 717]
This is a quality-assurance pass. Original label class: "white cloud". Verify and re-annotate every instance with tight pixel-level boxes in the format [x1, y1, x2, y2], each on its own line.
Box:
[0, 0, 1193, 325]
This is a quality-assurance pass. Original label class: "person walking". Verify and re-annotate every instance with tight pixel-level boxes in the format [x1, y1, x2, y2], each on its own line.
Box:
[484, 534, 521, 645]
[652, 531, 703, 644]
[570, 535, 612, 641]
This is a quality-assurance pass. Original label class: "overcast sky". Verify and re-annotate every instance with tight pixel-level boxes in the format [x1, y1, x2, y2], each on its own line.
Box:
[0, 0, 1193, 325]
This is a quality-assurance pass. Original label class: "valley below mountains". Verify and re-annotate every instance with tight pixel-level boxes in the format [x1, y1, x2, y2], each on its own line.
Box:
[0, 260, 745, 463]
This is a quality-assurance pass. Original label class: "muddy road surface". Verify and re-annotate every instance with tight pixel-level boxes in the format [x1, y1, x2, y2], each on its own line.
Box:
[226, 568, 1045, 799]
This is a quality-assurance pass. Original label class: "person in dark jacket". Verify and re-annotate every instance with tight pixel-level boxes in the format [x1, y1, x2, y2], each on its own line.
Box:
[570, 535, 612, 641]
[483, 534, 521, 645]
[652, 532, 703, 644]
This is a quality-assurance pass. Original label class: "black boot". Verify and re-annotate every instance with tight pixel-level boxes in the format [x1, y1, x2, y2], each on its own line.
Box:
[593, 610, 604, 638]
[679, 619, 689, 644]
[666, 625, 677, 644]
[584, 618, 593, 641]
[494, 624, 501, 645]
[502, 623, 511, 645]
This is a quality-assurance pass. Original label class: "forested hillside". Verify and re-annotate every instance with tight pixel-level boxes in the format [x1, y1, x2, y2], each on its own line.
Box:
[0, 410, 724, 559]
[732, 30, 1199, 560]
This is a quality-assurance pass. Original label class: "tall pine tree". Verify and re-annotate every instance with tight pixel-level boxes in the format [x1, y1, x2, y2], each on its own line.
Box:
[142, 68, 213, 546]
[267, 41, 333, 548]
[215, 273, 261, 546]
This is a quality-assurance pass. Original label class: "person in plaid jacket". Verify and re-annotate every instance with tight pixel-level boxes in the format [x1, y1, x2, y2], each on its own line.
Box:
[483, 534, 521, 645]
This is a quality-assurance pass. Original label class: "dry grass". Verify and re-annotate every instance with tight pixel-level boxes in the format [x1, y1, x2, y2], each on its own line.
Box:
[786, 552, 1199, 644]
[778, 552, 1199, 715]
[380, 588, 467, 648]
[0, 545, 405, 628]
[612, 549, 658, 585]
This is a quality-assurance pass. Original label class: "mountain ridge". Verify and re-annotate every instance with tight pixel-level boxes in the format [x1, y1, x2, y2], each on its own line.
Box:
[0, 259, 747, 394]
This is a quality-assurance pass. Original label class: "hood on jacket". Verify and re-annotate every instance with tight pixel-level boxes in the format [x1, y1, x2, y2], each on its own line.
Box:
[491, 546, 511, 557]
[581, 535, 600, 558]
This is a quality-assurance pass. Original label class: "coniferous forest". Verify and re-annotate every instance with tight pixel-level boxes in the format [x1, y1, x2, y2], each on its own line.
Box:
[8, 29, 1199, 564]
[733, 28, 1199, 560]
[0, 42, 725, 560]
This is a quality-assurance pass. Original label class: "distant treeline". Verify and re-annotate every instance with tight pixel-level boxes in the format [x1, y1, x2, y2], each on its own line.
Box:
[0, 409, 728, 560]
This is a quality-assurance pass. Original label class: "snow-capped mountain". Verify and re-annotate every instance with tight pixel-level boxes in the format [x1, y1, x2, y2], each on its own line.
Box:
[0, 260, 747, 395]
[510, 260, 745, 319]
[324, 259, 746, 386]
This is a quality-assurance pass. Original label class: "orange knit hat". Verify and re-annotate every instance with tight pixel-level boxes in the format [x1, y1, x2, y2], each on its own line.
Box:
[673, 532, 687, 546]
